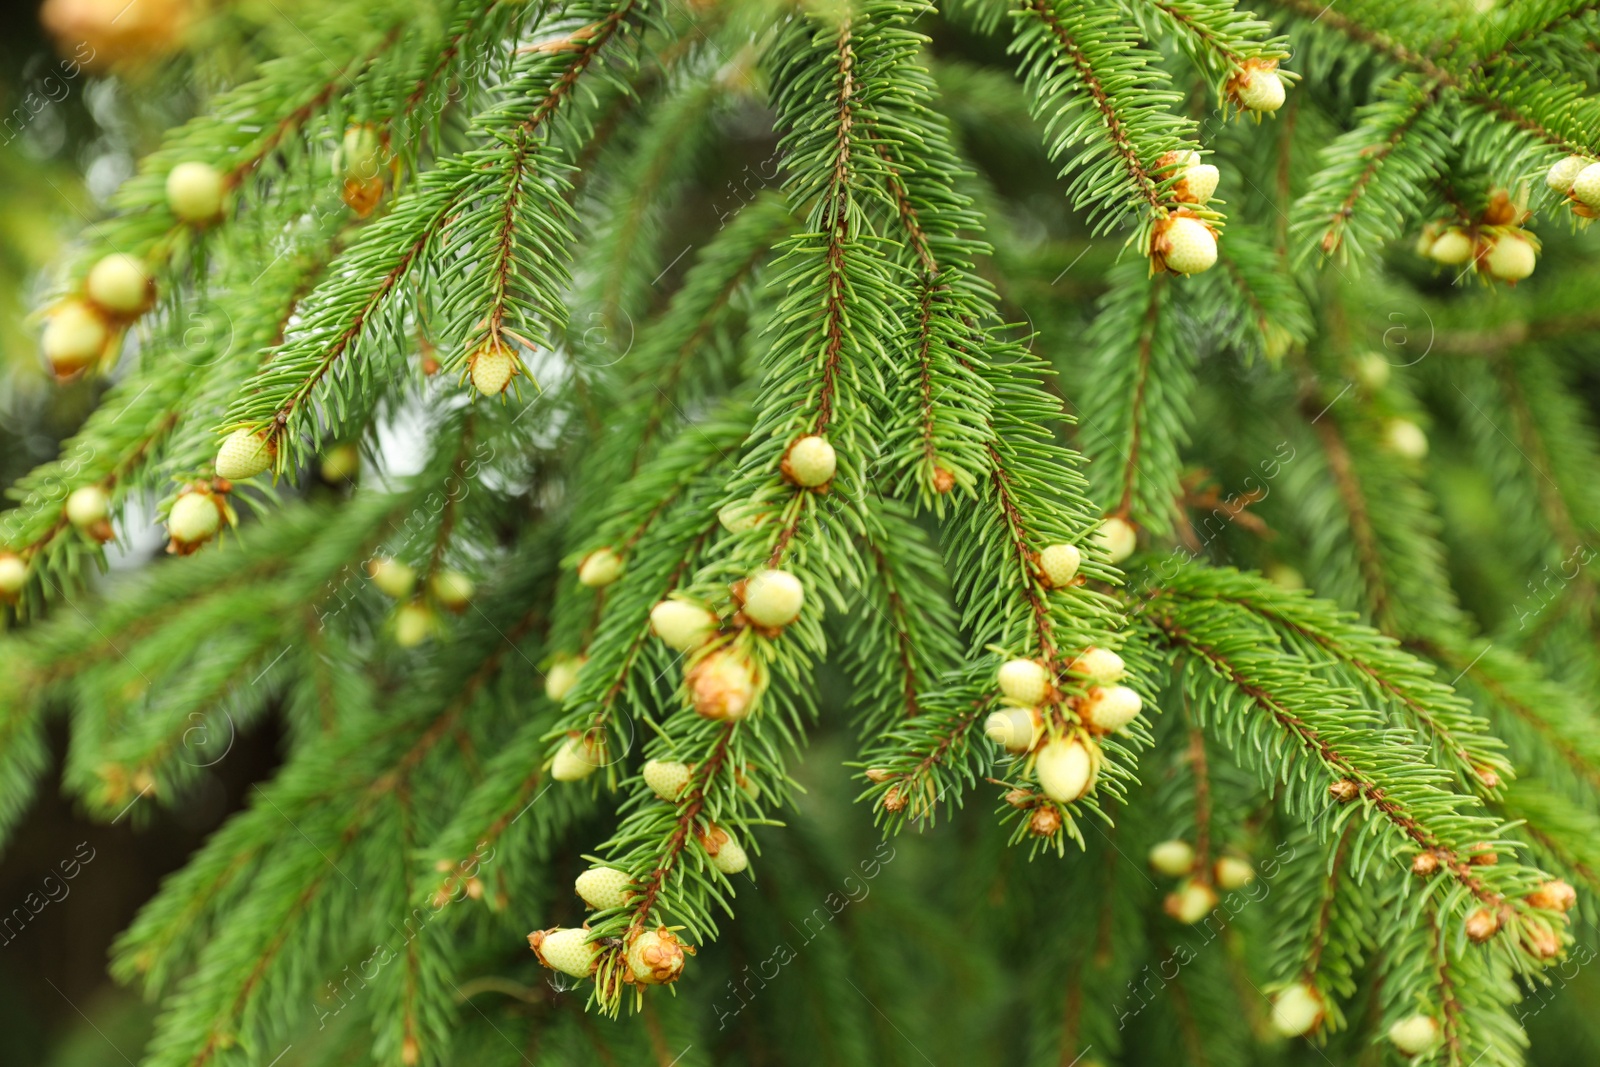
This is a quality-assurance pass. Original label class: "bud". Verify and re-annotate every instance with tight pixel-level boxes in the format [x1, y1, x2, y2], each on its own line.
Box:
[41, 299, 111, 378]
[1527, 879, 1577, 913]
[997, 658, 1051, 706]
[643, 759, 693, 800]
[544, 655, 585, 702]
[687, 649, 757, 720]
[577, 547, 624, 587]
[1152, 214, 1218, 275]
[1575, 162, 1600, 210]
[65, 485, 111, 532]
[1269, 982, 1324, 1037]
[1328, 779, 1359, 803]
[528, 927, 600, 978]
[167, 489, 224, 553]
[1095, 516, 1137, 563]
[430, 569, 474, 612]
[1427, 228, 1475, 266]
[1384, 419, 1428, 461]
[864, 767, 895, 784]
[1520, 916, 1562, 960]
[782, 435, 837, 488]
[1035, 735, 1098, 803]
[39, 0, 193, 69]
[469, 335, 518, 396]
[1232, 59, 1286, 113]
[335, 124, 384, 181]
[394, 602, 436, 648]
[0, 553, 27, 599]
[1028, 806, 1062, 837]
[1080, 684, 1142, 733]
[882, 785, 907, 812]
[1037, 543, 1081, 588]
[1387, 1013, 1440, 1055]
[1158, 149, 1220, 205]
[650, 598, 718, 652]
[1148, 839, 1196, 877]
[1466, 843, 1498, 866]
[319, 442, 360, 483]
[1164, 879, 1219, 924]
[367, 557, 417, 599]
[1484, 231, 1537, 283]
[550, 732, 604, 782]
[984, 707, 1042, 754]
[1547, 154, 1589, 195]
[86, 254, 154, 317]
[1069, 647, 1125, 685]
[1411, 851, 1440, 877]
[575, 867, 631, 910]
[1465, 907, 1501, 943]
[742, 568, 804, 629]
[1214, 856, 1255, 890]
[717, 502, 766, 533]
[625, 927, 687, 985]
[699, 824, 748, 874]
[931, 466, 956, 494]
[214, 428, 275, 481]
[166, 161, 225, 224]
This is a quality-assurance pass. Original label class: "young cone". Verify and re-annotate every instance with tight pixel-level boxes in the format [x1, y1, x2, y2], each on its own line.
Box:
[1069, 647, 1124, 685]
[575, 867, 631, 910]
[700, 825, 748, 874]
[0, 553, 27, 599]
[1037, 543, 1081, 587]
[1096, 517, 1137, 563]
[42, 300, 111, 378]
[686, 649, 757, 721]
[368, 558, 416, 599]
[742, 569, 804, 629]
[214, 429, 275, 480]
[642, 759, 692, 801]
[528, 928, 600, 978]
[86, 254, 153, 317]
[166, 161, 224, 223]
[1388, 1014, 1440, 1055]
[1271, 983, 1324, 1037]
[1035, 736, 1097, 802]
[997, 658, 1051, 706]
[984, 707, 1042, 754]
[650, 598, 718, 652]
[781, 435, 836, 488]
[577, 548, 624, 587]
[1080, 685, 1141, 733]
[167, 490, 223, 553]
[1164, 879, 1218, 924]
[625, 927, 687, 985]
[1148, 840, 1196, 877]
[544, 656, 585, 702]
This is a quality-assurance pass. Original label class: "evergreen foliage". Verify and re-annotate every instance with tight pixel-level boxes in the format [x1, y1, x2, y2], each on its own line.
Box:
[7, 0, 1600, 1062]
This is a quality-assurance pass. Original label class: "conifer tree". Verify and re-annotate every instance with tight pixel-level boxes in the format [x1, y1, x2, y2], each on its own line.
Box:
[6, 0, 1600, 1063]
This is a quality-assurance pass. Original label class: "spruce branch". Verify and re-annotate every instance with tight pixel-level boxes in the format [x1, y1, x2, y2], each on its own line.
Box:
[1155, 566, 1512, 794]
[1116, 0, 1290, 89]
[1006, 0, 1204, 235]
[1140, 587, 1547, 935]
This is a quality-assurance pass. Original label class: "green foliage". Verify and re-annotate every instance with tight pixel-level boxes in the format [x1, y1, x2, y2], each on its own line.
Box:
[7, 0, 1600, 1064]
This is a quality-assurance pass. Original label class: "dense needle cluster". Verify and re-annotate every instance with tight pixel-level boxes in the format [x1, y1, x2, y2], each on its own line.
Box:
[3, 0, 1600, 1063]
